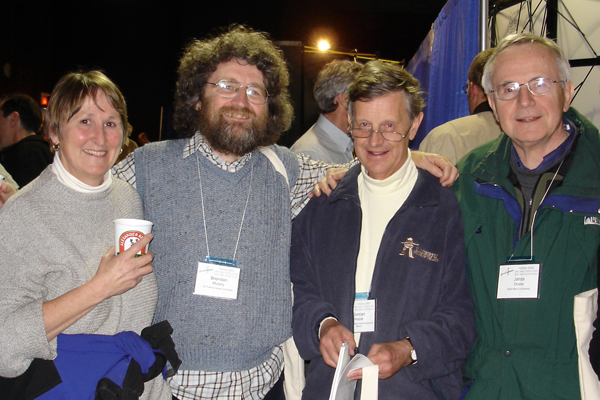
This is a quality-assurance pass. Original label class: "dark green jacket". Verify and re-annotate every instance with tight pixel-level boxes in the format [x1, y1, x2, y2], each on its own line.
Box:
[455, 108, 600, 400]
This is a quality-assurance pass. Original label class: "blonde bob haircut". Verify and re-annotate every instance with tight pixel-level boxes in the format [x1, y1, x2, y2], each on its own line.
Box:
[44, 70, 132, 142]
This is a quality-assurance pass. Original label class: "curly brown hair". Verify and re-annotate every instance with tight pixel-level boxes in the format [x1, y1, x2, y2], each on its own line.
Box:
[173, 25, 293, 143]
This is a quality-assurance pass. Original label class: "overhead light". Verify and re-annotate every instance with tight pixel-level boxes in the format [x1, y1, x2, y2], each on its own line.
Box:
[317, 40, 331, 51]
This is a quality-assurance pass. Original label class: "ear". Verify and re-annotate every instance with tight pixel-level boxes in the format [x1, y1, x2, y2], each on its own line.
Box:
[487, 93, 499, 121]
[336, 93, 349, 110]
[46, 124, 60, 147]
[468, 83, 479, 99]
[472, 84, 490, 104]
[408, 112, 424, 141]
[562, 80, 574, 112]
[7, 111, 19, 128]
[194, 101, 202, 112]
[49, 133, 59, 147]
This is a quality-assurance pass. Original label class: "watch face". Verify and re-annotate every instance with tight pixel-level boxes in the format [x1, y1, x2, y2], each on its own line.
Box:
[410, 349, 417, 362]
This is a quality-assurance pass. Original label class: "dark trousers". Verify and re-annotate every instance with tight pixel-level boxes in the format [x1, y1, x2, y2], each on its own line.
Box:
[263, 373, 285, 400]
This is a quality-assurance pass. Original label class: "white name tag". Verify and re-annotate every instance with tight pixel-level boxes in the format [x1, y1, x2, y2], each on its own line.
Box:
[354, 295, 376, 333]
[194, 260, 240, 300]
[497, 262, 541, 299]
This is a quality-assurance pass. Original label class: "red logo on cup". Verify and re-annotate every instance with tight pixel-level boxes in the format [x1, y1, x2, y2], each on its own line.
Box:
[119, 231, 146, 254]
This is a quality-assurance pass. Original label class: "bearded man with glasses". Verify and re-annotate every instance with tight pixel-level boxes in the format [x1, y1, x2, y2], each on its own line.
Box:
[455, 33, 600, 399]
[290, 60, 476, 400]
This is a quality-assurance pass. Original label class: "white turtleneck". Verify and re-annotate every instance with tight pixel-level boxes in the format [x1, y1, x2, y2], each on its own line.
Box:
[354, 150, 418, 344]
[50, 151, 113, 194]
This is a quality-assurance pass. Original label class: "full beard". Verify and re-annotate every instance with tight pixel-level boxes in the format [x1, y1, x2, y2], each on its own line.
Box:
[197, 103, 269, 158]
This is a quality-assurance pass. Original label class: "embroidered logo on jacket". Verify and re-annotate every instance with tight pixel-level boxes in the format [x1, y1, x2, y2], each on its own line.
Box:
[584, 216, 600, 226]
[400, 237, 439, 262]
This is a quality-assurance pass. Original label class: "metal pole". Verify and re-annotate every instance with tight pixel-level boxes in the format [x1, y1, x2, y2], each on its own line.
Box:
[480, 0, 488, 51]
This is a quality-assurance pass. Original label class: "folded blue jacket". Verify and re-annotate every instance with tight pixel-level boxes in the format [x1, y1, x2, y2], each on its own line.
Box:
[0, 331, 165, 400]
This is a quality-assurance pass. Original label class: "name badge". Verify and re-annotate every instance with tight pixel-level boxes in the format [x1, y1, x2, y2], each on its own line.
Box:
[194, 256, 240, 300]
[497, 261, 541, 299]
[354, 293, 376, 333]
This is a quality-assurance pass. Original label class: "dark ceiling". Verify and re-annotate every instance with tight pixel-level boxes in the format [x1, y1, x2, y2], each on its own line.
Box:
[2, 0, 448, 141]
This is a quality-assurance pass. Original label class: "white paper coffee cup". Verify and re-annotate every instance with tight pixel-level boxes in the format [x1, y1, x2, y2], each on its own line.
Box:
[114, 218, 153, 256]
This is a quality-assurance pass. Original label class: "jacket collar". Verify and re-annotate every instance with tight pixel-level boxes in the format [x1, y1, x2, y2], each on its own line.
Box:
[466, 107, 600, 195]
[328, 163, 440, 209]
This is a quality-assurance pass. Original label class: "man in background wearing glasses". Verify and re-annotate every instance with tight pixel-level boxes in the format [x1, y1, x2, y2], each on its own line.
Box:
[419, 48, 502, 164]
[455, 33, 600, 399]
[291, 60, 476, 400]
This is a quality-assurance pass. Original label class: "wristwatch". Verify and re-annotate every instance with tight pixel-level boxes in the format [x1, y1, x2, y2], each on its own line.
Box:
[406, 337, 417, 365]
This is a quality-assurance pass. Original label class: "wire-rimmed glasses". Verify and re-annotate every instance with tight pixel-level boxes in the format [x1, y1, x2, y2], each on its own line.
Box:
[205, 80, 269, 105]
[348, 126, 410, 142]
[490, 77, 564, 101]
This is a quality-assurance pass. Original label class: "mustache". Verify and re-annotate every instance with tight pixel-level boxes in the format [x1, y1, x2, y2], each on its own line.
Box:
[219, 106, 256, 119]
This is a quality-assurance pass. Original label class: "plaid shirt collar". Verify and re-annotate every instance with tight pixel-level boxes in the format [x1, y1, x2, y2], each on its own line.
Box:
[183, 131, 252, 173]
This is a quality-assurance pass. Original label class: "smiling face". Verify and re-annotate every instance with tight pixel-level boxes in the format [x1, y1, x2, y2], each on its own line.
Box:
[197, 59, 269, 161]
[488, 43, 574, 166]
[49, 92, 124, 186]
[351, 91, 423, 180]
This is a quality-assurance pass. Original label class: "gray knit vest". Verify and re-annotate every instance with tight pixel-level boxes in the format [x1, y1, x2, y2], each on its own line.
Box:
[134, 139, 298, 371]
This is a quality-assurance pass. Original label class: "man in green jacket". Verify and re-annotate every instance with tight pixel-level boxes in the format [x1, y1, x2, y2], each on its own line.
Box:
[455, 33, 600, 399]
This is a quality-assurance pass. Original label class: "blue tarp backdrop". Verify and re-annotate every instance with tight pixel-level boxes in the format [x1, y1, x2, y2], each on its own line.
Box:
[407, 0, 480, 148]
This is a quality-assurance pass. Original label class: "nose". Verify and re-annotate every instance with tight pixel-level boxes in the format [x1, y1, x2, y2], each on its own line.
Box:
[230, 87, 251, 107]
[91, 124, 107, 145]
[516, 84, 535, 108]
[367, 130, 386, 147]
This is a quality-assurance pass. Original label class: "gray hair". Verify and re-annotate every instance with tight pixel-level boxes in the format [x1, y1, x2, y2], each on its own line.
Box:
[482, 33, 571, 93]
[314, 60, 363, 114]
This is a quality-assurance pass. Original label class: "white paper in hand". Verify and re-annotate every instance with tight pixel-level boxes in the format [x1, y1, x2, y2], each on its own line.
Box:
[329, 342, 374, 400]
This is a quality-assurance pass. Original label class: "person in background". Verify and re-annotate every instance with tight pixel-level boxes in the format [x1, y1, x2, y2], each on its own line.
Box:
[0, 94, 53, 186]
[137, 132, 150, 146]
[419, 48, 502, 164]
[0, 163, 19, 191]
[291, 60, 363, 163]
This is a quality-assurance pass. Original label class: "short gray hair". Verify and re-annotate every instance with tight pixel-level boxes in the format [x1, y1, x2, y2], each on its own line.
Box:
[314, 60, 363, 114]
[482, 33, 571, 93]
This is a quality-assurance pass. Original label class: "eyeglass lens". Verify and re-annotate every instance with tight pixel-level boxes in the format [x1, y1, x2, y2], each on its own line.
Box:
[495, 78, 559, 100]
[350, 128, 407, 142]
[214, 80, 268, 104]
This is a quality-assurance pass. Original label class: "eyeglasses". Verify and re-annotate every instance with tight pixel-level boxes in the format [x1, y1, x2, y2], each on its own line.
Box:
[348, 126, 409, 142]
[205, 80, 269, 105]
[491, 77, 564, 101]
[462, 82, 469, 95]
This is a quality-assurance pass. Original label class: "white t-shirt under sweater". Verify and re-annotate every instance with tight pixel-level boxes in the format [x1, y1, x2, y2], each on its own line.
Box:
[354, 152, 418, 345]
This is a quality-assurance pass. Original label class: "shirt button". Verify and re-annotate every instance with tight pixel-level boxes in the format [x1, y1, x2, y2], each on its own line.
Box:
[504, 350, 511, 357]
